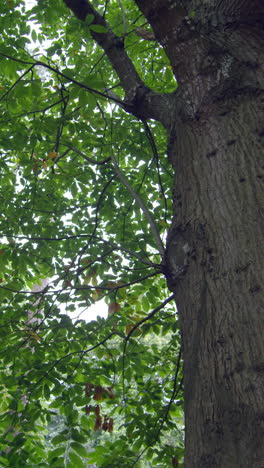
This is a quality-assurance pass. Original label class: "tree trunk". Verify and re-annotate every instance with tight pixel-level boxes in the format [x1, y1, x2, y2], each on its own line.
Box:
[64, 0, 264, 465]
[168, 94, 264, 467]
[157, 2, 264, 467]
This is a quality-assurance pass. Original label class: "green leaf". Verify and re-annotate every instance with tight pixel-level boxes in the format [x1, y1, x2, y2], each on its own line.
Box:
[44, 383, 50, 399]
[85, 14, 94, 25]
[0, 2, 182, 467]
[71, 430, 87, 443]
[70, 442, 88, 458]
[48, 447, 65, 460]
[52, 433, 68, 445]
[89, 24, 108, 33]
[68, 451, 85, 468]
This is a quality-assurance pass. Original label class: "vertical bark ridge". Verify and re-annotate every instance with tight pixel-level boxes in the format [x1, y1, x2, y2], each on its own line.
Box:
[168, 91, 264, 466]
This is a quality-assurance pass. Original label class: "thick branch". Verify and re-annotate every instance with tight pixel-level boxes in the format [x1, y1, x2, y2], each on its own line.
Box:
[63, 0, 173, 126]
[64, 0, 144, 99]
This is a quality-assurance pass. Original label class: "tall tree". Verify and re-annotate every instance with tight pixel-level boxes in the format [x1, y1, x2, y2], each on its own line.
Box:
[0, 0, 263, 467]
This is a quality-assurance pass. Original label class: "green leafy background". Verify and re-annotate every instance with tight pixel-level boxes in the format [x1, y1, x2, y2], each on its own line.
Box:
[0, 1, 183, 466]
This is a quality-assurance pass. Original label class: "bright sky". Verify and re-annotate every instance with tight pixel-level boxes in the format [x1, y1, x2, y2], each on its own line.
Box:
[70, 298, 108, 322]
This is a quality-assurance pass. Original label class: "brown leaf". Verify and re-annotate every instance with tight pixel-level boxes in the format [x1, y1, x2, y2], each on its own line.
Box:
[108, 418, 114, 432]
[94, 415, 102, 431]
[94, 386, 103, 401]
[108, 302, 121, 315]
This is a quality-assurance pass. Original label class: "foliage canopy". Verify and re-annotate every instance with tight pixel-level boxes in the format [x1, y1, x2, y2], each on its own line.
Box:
[0, 1, 183, 466]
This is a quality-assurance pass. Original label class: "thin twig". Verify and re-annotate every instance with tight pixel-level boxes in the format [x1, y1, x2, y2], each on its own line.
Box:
[0, 52, 127, 106]
[132, 345, 183, 466]
[30, 331, 117, 394]
[63, 144, 111, 165]
[1, 234, 157, 267]
[125, 293, 174, 342]
[117, 0, 127, 36]
[142, 120, 168, 222]
[0, 64, 34, 101]
[122, 294, 175, 403]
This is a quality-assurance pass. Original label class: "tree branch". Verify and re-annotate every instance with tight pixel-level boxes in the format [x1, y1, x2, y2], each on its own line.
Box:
[125, 293, 175, 342]
[122, 293, 175, 403]
[0, 64, 34, 102]
[1, 234, 157, 267]
[111, 154, 165, 257]
[0, 52, 124, 106]
[62, 143, 111, 165]
[64, 0, 144, 98]
[63, 0, 174, 126]
[133, 344, 183, 465]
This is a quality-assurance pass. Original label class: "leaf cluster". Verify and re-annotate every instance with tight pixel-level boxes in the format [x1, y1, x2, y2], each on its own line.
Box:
[0, 1, 183, 466]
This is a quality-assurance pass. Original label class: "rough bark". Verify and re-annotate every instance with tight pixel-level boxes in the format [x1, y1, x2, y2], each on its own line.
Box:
[168, 93, 264, 468]
[137, 1, 264, 466]
[158, 2, 264, 467]
[64, 0, 264, 466]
